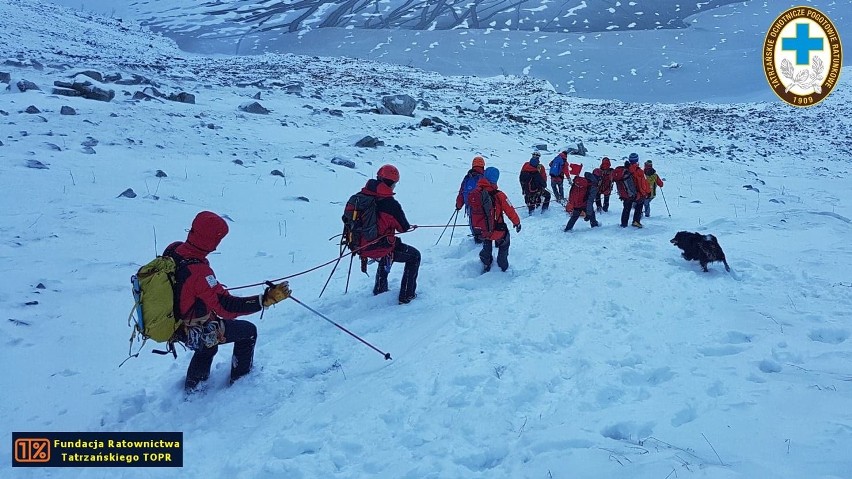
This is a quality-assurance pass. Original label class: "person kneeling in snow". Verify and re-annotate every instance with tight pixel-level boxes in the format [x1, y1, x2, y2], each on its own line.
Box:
[165, 211, 291, 393]
[469, 167, 521, 273]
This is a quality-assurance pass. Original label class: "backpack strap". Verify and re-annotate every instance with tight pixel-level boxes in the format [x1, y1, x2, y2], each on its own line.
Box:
[480, 189, 494, 233]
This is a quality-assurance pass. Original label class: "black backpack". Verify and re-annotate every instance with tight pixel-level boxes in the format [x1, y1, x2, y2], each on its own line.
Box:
[341, 192, 379, 255]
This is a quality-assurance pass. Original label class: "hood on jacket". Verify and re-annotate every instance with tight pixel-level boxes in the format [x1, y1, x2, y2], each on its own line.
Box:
[476, 176, 497, 191]
[361, 178, 395, 198]
[601, 157, 611, 169]
[521, 162, 540, 173]
[187, 211, 229, 253]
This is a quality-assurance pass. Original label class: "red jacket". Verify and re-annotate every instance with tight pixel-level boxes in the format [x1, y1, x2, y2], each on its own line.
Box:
[165, 241, 262, 323]
[359, 179, 410, 258]
[597, 158, 613, 195]
[472, 178, 520, 241]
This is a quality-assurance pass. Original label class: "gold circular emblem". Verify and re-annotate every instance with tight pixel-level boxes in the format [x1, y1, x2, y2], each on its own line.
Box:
[764, 6, 843, 107]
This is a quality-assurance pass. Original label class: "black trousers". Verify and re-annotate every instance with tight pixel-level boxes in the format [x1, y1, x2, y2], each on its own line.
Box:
[524, 190, 551, 214]
[185, 319, 257, 391]
[620, 198, 644, 226]
[565, 209, 599, 231]
[596, 194, 610, 212]
[480, 230, 511, 271]
[374, 240, 420, 301]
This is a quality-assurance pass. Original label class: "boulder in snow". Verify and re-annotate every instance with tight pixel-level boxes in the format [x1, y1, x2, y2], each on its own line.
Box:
[60, 106, 76, 115]
[12, 79, 40, 92]
[0, 72, 9, 83]
[239, 102, 270, 114]
[380, 94, 416, 116]
[117, 188, 137, 198]
[24, 105, 40, 114]
[355, 136, 384, 148]
[330, 157, 356, 169]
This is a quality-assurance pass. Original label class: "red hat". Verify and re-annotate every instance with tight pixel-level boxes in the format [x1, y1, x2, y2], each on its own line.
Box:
[472, 156, 485, 169]
[601, 157, 611, 169]
[187, 211, 228, 252]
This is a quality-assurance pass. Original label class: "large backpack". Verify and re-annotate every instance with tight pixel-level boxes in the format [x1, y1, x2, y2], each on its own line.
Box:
[567, 176, 589, 210]
[468, 186, 495, 240]
[127, 251, 199, 361]
[549, 156, 564, 176]
[460, 172, 482, 209]
[341, 192, 379, 256]
[612, 166, 637, 199]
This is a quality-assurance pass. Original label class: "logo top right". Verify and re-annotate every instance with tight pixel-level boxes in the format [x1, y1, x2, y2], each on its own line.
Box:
[764, 6, 843, 107]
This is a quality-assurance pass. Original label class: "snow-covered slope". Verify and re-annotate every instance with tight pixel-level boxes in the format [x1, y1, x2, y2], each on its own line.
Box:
[2, 1, 852, 478]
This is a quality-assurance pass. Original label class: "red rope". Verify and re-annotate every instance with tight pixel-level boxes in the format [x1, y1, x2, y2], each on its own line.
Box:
[226, 230, 413, 291]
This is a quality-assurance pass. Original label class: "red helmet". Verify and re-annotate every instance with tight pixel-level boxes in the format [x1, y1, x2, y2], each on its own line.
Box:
[377, 164, 400, 183]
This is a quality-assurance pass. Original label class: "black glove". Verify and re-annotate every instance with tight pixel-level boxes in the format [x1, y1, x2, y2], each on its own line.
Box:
[514, 224, 522, 233]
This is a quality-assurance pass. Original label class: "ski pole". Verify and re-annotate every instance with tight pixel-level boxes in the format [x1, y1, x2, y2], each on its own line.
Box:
[344, 253, 355, 294]
[289, 296, 392, 360]
[660, 188, 672, 217]
[318, 255, 343, 298]
[448, 209, 459, 246]
[435, 209, 458, 245]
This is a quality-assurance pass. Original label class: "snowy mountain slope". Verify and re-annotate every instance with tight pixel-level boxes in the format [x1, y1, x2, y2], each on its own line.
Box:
[44, 0, 852, 102]
[3, 2, 852, 479]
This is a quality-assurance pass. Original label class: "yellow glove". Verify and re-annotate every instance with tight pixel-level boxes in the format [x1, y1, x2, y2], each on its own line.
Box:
[262, 281, 291, 307]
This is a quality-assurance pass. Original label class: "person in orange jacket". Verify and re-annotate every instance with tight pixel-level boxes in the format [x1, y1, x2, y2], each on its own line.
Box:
[625, 153, 651, 227]
[643, 160, 664, 217]
[469, 167, 522, 273]
[455, 156, 487, 243]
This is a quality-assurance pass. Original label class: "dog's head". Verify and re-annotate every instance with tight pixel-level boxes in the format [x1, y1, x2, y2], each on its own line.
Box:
[670, 231, 699, 249]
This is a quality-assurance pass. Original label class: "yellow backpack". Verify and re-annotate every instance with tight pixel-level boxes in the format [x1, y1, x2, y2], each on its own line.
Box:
[124, 254, 199, 364]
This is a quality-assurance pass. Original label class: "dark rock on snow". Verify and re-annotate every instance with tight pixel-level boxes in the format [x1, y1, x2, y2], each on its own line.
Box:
[355, 136, 384, 148]
[26, 160, 49, 169]
[239, 102, 270, 114]
[24, 105, 41, 114]
[60, 106, 76, 115]
[76, 70, 103, 82]
[331, 157, 356, 169]
[0, 72, 11, 83]
[118, 188, 137, 198]
[271, 170, 285, 177]
[155, 170, 168, 178]
[52, 87, 83, 97]
[380, 94, 416, 116]
[15, 80, 40, 92]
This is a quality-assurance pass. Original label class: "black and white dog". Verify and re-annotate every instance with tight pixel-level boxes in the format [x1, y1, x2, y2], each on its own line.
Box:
[670, 231, 730, 272]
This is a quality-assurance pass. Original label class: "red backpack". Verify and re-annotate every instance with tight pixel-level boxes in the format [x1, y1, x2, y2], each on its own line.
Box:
[468, 186, 495, 241]
[612, 166, 636, 200]
[566, 176, 589, 211]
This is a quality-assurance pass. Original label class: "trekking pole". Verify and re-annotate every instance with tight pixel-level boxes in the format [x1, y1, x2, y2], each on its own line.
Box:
[318, 256, 343, 298]
[435, 209, 458, 245]
[289, 295, 392, 360]
[344, 253, 355, 294]
[448, 209, 460, 246]
[660, 188, 672, 217]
